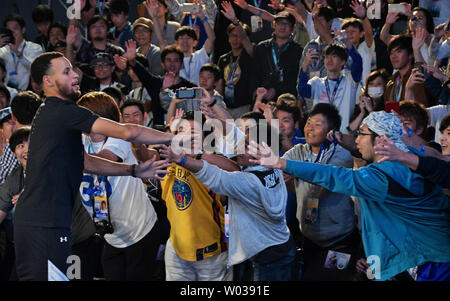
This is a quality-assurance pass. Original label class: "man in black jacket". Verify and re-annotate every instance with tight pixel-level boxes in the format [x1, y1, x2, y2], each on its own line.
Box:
[252, 12, 302, 102]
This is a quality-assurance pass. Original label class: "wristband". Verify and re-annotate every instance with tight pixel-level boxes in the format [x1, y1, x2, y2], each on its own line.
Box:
[199, 16, 208, 24]
[208, 98, 217, 107]
[257, 9, 262, 17]
[131, 164, 137, 177]
[178, 155, 187, 166]
[420, 144, 425, 154]
[292, 0, 300, 4]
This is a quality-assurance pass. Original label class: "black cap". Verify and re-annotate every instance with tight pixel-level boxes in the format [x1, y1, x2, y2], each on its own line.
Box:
[274, 11, 296, 26]
[91, 52, 113, 65]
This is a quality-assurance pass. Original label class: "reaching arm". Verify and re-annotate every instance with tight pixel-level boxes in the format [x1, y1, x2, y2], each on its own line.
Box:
[90, 117, 174, 145]
[145, 0, 168, 50]
[197, 4, 216, 55]
[233, 0, 275, 23]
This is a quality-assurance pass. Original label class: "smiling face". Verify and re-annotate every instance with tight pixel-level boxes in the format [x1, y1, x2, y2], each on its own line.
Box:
[273, 19, 294, 40]
[162, 52, 183, 74]
[275, 110, 296, 139]
[389, 46, 413, 70]
[325, 53, 346, 73]
[440, 126, 450, 156]
[122, 105, 145, 125]
[133, 26, 152, 47]
[304, 114, 329, 150]
[344, 25, 364, 47]
[13, 139, 29, 169]
[49, 26, 65, 46]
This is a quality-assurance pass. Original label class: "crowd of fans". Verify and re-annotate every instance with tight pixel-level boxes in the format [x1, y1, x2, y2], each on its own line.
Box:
[0, 0, 449, 281]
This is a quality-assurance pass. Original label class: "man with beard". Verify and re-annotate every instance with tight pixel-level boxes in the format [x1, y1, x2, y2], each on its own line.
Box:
[13, 52, 175, 281]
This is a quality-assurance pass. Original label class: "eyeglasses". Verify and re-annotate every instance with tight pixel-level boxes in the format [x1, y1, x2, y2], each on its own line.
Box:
[355, 130, 374, 137]
[94, 63, 111, 70]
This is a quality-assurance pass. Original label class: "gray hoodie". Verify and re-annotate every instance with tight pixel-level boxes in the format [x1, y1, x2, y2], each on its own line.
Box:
[194, 161, 290, 267]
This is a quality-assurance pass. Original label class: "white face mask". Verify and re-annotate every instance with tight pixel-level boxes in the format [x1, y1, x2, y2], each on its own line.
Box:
[367, 87, 384, 99]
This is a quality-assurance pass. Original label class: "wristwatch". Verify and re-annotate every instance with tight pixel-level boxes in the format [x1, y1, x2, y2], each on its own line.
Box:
[208, 98, 217, 107]
[232, 18, 240, 26]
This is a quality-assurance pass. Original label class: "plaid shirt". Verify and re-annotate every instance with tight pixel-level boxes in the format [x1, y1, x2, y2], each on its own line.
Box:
[0, 144, 20, 185]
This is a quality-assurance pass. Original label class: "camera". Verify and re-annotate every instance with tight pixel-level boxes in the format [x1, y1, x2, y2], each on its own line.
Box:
[181, 3, 200, 14]
[94, 219, 114, 238]
[0, 28, 15, 45]
[176, 88, 202, 99]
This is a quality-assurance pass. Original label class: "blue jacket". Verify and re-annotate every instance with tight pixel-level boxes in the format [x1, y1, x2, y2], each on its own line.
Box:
[285, 160, 450, 281]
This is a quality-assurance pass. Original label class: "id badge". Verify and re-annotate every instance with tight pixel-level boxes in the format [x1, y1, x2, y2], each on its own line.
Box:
[225, 84, 234, 100]
[224, 211, 230, 243]
[251, 15, 263, 32]
[305, 197, 319, 225]
[94, 193, 108, 220]
[8, 71, 19, 89]
[324, 250, 351, 270]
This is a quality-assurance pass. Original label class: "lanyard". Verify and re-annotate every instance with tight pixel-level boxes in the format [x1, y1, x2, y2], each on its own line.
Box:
[10, 42, 26, 72]
[253, 0, 262, 8]
[188, 14, 197, 29]
[271, 41, 290, 71]
[324, 76, 342, 104]
[184, 56, 193, 80]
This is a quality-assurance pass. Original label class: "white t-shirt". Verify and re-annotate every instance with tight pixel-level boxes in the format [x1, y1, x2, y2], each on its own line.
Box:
[427, 105, 450, 143]
[179, 47, 211, 86]
[81, 136, 157, 248]
[306, 70, 359, 134]
[357, 41, 376, 86]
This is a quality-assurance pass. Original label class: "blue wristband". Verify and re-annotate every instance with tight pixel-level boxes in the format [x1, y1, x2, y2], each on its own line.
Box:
[257, 9, 262, 17]
[420, 144, 425, 154]
[292, 0, 300, 4]
[178, 155, 187, 166]
[199, 16, 208, 24]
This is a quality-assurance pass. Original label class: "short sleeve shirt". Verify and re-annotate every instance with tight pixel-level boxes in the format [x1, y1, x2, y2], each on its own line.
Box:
[14, 97, 99, 229]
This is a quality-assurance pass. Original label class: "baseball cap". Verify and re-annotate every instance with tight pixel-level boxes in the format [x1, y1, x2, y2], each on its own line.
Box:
[273, 11, 296, 26]
[132, 17, 153, 33]
[91, 52, 114, 66]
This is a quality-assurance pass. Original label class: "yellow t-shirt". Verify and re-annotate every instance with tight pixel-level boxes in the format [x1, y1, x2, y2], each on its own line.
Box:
[161, 162, 227, 261]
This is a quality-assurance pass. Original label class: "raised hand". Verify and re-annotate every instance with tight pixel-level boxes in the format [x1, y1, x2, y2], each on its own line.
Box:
[160, 144, 185, 163]
[113, 54, 128, 71]
[193, 0, 206, 19]
[233, 0, 248, 10]
[135, 156, 171, 180]
[412, 26, 426, 49]
[248, 140, 283, 169]
[302, 48, 320, 71]
[268, 0, 284, 11]
[386, 12, 399, 24]
[255, 87, 267, 102]
[350, 0, 366, 19]
[124, 39, 137, 61]
[144, 0, 159, 19]
[434, 23, 447, 40]
[221, 1, 237, 22]
[423, 64, 448, 82]
[405, 67, 425, 91]
[162, 72, 176, 89]
[374, 136, 404, 163]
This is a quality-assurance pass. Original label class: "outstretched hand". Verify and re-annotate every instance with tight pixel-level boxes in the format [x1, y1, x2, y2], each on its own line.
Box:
[248, 140, 284, 169]
[135, 155, 171, 180]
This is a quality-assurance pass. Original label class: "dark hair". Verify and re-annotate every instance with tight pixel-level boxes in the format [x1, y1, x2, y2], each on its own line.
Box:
[324, 43, 348, 62]
[317, 6, 335, 23]
[387, 34, 413, 56]
[411, 7, 435, 35]
[175, 26, 197, 41]
[240, 111, 266, 121]
[11, 91, 42, 125]
[4, 14, 26, 28]
[364, 69, 391, 90]
[120, 99, 145, 115]
[32, 4, 54, 24]
[399, 100, 429, 133]
[9, 126, 31, 153]
[109, 0, 130, 15]
[179, 110, 213, 140]
[341, 18, 363, 32]
[439, 114, 450, 133]
[274, 100, 301, 124]
[308, 103, 341, 131]
[102, 86, 123, 107]
[77, 92, 120, 122]
[0, 83, 11, 104]
[200, 63, 221, 82]
[87, 15, 109, 31]
[30, 52, 64, 86]
[47, 23, 68, 39]
[161, 45, 184, 63]
[227, 23, 251, 37]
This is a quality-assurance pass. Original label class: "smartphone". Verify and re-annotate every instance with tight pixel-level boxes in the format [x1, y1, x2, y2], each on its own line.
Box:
[176, 88, 202, 99]
[309, 42, 318, 53]
[384, 101, 400, 114]
[181, 3, 200, 14]
[0, 28, 14, 44]
[413, 62, 424, 74]
[388, 3, 405, 14]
